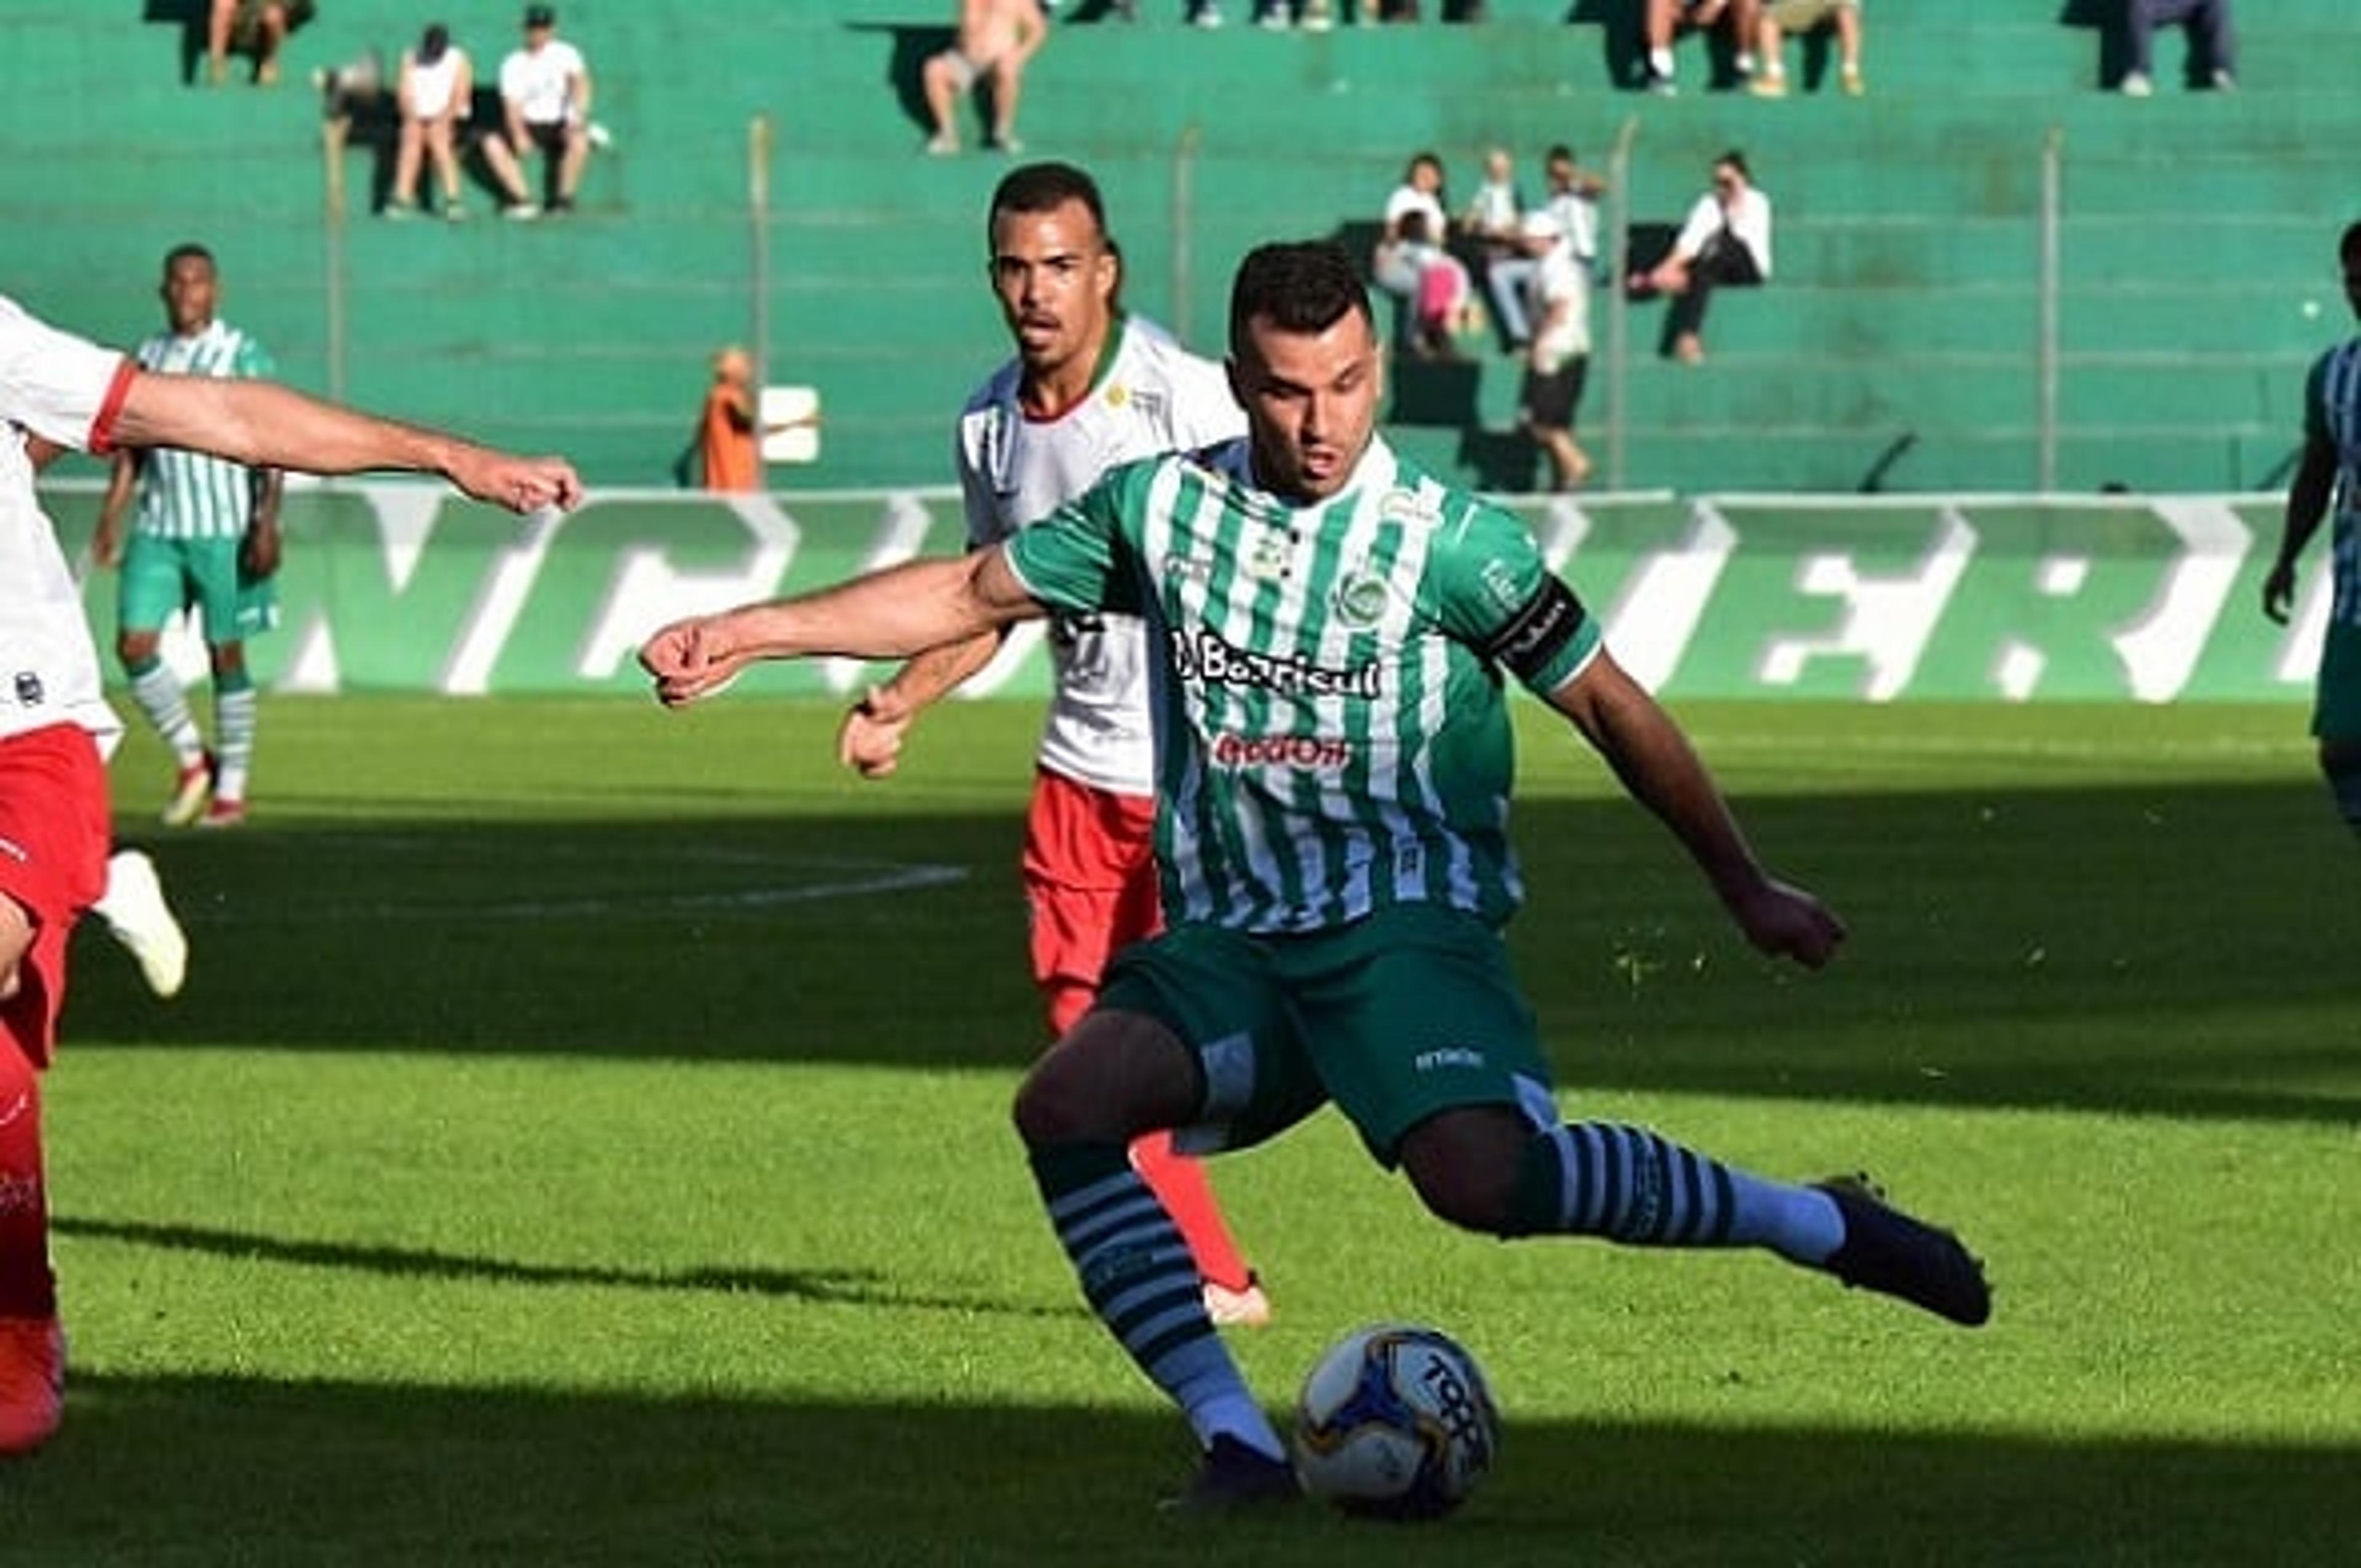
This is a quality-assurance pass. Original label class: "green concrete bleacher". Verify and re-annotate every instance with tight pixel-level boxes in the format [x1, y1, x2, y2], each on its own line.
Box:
[1, 0, 2352, 494]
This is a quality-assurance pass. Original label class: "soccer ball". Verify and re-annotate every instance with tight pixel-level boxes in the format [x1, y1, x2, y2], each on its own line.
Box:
[1292, 1323, 1500, 1521]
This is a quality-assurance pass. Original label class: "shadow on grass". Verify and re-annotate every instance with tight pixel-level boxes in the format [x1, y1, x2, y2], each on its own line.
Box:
[51, 1216, 1072, 1320]
[2, 1379, 2353, 1565]
[68, 776, 2359, 1125]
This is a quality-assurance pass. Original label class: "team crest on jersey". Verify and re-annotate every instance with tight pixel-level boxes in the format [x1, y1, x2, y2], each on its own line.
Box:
[1331, 568, 1393, 629]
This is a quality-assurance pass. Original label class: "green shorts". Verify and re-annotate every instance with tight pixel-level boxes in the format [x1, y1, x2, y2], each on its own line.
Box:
[118, 532, 279, 644]
[1097, 902, 1559, 1165]
[2314, 613, 2361, 739]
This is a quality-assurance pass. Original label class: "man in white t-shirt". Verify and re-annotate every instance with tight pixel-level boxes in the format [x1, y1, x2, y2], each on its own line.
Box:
[834, 163, 1271, 1328]
[480, 4, 594, 219]
[0, 291, 580, 1457]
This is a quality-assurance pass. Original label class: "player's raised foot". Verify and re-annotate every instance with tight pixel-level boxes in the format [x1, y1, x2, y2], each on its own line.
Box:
[160, 752, 215, 827]
[1814, 1174, 1991, 1327]
[0, 1317, 64, 1458]
[95, 849, 188, 1000]
[1202, 1273, 1272, 1329]
[1160, 1435, 1300, 1513]
[197, 797, 248, 830]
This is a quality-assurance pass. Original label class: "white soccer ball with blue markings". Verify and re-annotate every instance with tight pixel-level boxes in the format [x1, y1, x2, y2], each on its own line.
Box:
[1292, 1323, 1500, 1521]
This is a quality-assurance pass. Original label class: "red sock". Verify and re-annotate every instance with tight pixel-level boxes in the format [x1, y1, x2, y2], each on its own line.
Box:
[1129, 1131, 1254, 1294]
[0, 1047, 54, 1322]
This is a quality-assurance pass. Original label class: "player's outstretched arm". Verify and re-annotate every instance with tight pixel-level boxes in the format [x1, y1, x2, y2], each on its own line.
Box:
[1548, 648, 1846, 969]
[641, 546, 1043, 710]
[111, 373, 582, 515]
[839, 630, 1006, 779]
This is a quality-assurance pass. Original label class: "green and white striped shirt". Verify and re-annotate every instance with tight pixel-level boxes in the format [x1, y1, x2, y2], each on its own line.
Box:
[1005, 435, 1601, 936]
[2304, 338, 2361, 627]
[130, 320, 274, 539]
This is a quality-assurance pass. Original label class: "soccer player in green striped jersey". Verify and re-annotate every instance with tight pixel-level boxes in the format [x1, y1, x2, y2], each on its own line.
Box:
[2265, 219, 2361, 836]
[643, 240, 1991, 1509]
[93, 244, 283, 828]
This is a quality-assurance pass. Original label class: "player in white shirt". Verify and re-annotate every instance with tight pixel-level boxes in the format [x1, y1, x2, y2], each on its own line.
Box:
[834, 163, 1271, 1326]
[480, 4, 594, 218]
[0, 290, 579, 1457]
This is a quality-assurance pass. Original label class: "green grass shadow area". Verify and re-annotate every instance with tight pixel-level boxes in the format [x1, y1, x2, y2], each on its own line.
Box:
[0, 1381, 2352, 1566]
[71, 763, 2358, 1124]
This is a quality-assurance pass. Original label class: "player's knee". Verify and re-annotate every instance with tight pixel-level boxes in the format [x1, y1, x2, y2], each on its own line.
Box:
[1398, 1112, 1528, 1236]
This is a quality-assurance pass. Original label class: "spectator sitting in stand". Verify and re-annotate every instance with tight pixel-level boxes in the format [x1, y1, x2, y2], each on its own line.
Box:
[478, 4, 595, 219]
[207, 0, 316, 87]
[2119, 0, 2236, 96]
[1463, 148, 1533, 350]
[1372, 151, 1450, 344]
[1640, 0, 1759, 95]
[1636, 149, 1772, 365]
[924, 0, 1048, 155]
[1748, 0, 1864, 97]
[384, 23, 474, 219]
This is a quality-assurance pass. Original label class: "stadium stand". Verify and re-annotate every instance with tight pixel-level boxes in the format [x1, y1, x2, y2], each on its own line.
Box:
[2, 0, 2349, 494]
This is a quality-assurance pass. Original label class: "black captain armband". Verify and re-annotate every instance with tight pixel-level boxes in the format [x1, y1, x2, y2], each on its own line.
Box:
[1481, 576, 1587, 683]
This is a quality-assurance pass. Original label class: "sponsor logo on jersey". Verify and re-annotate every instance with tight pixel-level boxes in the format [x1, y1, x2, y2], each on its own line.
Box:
[1379, 487, 1439, 526]
[1243, 526, 1293, 581]
[1168, 628, 1383, 698]
[1208, 732, 1355, 770]
[11, 672, 42, 708]
[1411, 1046, 1487, 1073]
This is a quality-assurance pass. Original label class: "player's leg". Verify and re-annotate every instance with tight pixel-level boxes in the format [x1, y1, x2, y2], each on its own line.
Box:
[1013, 925, 1313, 1505]
[116, 537, 213, 825]
[2121, 0, 2159, 92]
[1022, 774, 1264, 1320]
[1315, 905, 1991, 1328]
[0, 726, 111, 1456]
[194, 538, 262, 827]
[205, 0, 236, 84]
[202, 641, 255, 826]
[425, 118, 465, 214]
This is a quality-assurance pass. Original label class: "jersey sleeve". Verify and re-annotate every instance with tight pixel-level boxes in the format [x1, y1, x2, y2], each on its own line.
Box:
[0, 294, 134, 455]
[953, 414, 1002, 550]
[1429, 497, 1601, 695]
[1000, 461, 1144, 618]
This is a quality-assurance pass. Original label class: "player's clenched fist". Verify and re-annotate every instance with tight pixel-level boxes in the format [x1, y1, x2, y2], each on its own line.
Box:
[639, 616, 748, 708]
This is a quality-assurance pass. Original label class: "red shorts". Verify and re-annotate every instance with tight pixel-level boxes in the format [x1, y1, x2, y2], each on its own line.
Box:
[0, 724, 109, 1071]
[1020, 766, 1160, 1008]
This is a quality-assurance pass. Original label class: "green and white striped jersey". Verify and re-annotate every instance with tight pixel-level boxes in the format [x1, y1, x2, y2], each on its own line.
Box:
[2303, 338, 2361, 626]
[1003, 434, 1602, 936]
[130, 320, 274, 539]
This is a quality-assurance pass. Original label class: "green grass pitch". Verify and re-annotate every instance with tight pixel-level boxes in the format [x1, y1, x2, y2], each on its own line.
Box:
[4, 695, 2355, 1564]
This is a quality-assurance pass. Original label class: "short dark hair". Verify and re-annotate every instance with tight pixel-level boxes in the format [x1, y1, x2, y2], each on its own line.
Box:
[1228, 241, 1370, 359]
[987, 161, 1109, 245]
[2341, 221, 2361, 267]
[1544, 142, 1575, 165]
[1717, 149, 1752, 181]
[163, 243, 215, 274]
